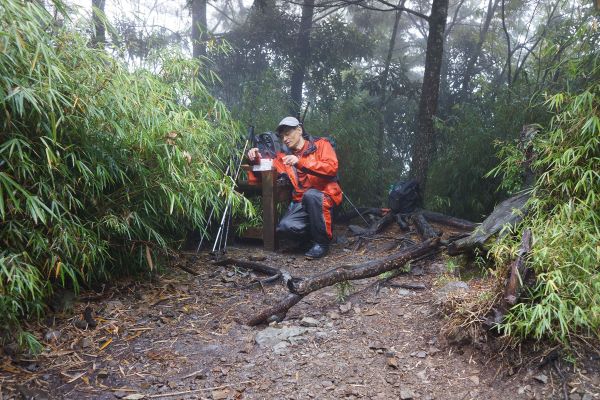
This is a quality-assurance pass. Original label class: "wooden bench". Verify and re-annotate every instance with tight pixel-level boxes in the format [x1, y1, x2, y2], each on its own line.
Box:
[237, 168, 292, 251]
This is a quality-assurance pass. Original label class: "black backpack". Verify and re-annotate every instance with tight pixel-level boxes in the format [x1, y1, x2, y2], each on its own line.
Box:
[388, 180, 421, 213]
[254, 131, 283, 159]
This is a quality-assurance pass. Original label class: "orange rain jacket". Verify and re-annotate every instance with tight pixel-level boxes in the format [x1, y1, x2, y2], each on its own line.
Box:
[272, 137, 343, 205]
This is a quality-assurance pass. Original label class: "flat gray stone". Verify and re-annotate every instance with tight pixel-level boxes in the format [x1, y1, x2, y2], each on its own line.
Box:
[400, 388, 415, 399]
[436, 281, 469, 302]
[255, 326, 310, 348]
[273, 342, 289, 355]
[300, 317, 320, 327]
[533, 373, 548, 384]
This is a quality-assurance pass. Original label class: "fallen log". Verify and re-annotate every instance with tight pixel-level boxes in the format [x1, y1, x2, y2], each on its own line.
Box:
[247, 238, 440, 325]
[212, 258, 283, 277]
[349, 211, 396, 237]
[290, 238, 440, 296]
[412, 213, 440, 240]
[177, 263, 200, 276]
[447, 191, 530, 255]
[246, 294, 303, 326]
[369, 211, 396, 234]
[420, 210, 477, 231]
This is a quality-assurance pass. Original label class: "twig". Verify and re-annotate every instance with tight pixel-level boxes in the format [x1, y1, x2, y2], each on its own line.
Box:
[146, 381, 253, 398]
[176, 264, 199, 276]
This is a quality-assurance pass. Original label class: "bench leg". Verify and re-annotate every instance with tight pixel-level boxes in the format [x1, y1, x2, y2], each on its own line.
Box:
[262, 170, 278, 251]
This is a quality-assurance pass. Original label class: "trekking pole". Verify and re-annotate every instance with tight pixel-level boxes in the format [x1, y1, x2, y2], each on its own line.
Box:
[196, 164, 231, 253]
[342, 191, 370, 226]
[211, 127, 253, 254]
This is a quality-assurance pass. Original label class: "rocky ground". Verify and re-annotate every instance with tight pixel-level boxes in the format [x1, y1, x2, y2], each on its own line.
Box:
[1, 223, 599, 400]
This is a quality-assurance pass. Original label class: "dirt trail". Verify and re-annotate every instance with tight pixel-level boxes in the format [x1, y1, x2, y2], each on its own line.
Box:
[1, 225, 599, 399]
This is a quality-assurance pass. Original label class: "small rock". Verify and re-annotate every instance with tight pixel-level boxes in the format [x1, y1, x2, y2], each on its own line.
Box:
[411, 351, 427, 358]
[468, 375, 480, 385]
[300, 317, 320, 327]
[44, 330, 61, 342]
[386, 355, 399, 369]
[400, 388, 415, 399]
[320, 380, 334, 389]
[570, 394, 582, 400]
[80, 337, 93, 349]
[25, 363, 40, 372]
[397, 289, 412, 296]
[340, 302, 352, 314]
[113, 391, 128, 399]
[533, 373, 548, 384]
[212, 389, 230, 400]
[249, 254, 266, 261]
[327, 311, 340, 320]
[581, 394, 593, 400]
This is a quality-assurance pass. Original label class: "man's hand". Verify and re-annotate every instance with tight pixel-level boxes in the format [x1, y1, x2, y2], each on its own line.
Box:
[282, 155, 299, 166]
[247, 148, 261, 161]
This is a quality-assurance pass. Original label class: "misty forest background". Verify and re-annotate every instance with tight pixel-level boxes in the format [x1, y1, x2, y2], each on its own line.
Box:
[1, 0, 598, 349]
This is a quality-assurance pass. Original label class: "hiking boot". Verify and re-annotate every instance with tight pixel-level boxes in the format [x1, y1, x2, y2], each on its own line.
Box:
[304, 243, 329, 259]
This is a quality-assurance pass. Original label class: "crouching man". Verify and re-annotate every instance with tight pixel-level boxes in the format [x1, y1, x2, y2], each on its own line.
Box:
[247, 117, 342, 259]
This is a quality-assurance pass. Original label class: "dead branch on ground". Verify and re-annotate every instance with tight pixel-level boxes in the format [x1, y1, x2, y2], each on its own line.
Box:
[247, 238, 440, 326]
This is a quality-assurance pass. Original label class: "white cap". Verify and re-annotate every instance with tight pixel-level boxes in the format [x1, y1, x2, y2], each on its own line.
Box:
[276, 116, 301, 133]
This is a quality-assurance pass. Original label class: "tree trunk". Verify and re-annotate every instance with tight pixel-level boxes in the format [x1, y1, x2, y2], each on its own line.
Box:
[91, 0, 106, 49]
[460, 0, 499, 97]
[410, 0, 449, 192]
[501, 0, 512, 87]
[191, 0, 208, 59]
[376, 3, 404, 195]
[289, 0, 315, 116]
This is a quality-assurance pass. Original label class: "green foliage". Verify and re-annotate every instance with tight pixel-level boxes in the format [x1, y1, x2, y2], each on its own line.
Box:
[0, 0, 251, 344]
[425, 91, 547, 220]
[335, 280, 354, 303]
[490, 23, 600, 344]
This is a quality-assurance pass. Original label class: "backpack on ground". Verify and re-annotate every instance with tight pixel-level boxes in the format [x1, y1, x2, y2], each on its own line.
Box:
[388, 180, 421, 213]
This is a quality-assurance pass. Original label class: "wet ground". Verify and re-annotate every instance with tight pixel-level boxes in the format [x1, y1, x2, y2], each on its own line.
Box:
[1, 224, 599, 399]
